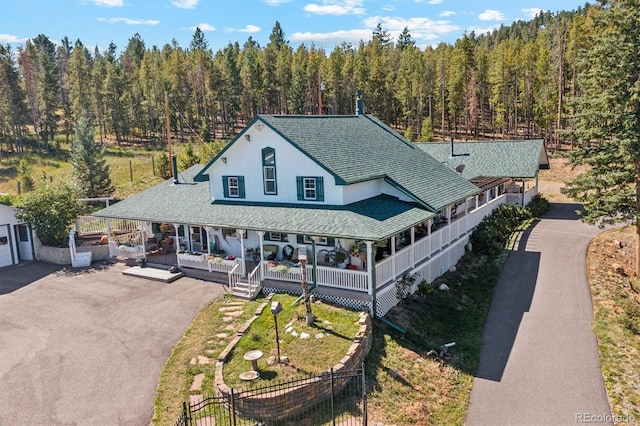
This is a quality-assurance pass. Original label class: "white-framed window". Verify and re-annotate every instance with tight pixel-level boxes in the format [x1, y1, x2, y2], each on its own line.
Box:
[303, 178, 316, 200]
[262, 147, 277, 195]
[296, 176, 324, 202]
[228, 177, 239, 197]
[266, 232, 288, 242]
[222, 176, 245, 198]
[303, 235, 328, 245]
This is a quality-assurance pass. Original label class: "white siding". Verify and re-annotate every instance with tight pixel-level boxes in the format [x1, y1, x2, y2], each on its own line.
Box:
[0, 205, 19, 267]
[207, 125, 339, 204]
[204, 122, 416, 206]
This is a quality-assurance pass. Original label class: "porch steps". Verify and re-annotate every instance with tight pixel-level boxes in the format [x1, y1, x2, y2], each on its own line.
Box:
[229, 281, 258, 300]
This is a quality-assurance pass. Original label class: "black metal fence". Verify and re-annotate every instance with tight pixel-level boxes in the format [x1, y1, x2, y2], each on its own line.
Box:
[174, 365, 366, 426]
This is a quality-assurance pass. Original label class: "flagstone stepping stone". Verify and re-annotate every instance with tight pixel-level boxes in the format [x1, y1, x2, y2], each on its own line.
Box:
[224, 310, 243, 317]
[224, 325, 236, 331]
[315, 333, 324, 339]
[215, 333, 228, 338]
[189, 357, 197, 365]
[300, 332, 310, 339]
[219, 306, 243, 312]
[225, 301, 246, 306]
[222, 316, 234, 322]
[285, 326, 294, 333]
[205, 349, 216, 355]
[190, 373, 204, 391]
[197, 355, 211, 364]
[291, 330, 299, 337]
[189, 394, 203, 405]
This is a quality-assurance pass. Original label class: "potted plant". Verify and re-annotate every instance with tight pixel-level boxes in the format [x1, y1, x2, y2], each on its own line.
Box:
[334, 251, 347, 268]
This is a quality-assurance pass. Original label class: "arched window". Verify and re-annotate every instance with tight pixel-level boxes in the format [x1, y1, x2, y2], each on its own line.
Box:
[262, 147, 277, 195]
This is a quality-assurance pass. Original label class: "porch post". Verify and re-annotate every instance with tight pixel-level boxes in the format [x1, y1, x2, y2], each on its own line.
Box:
[410, 227, 416, 268]
[257, 231, 265, 278]
[521, 178, 526, 207]
[427, 219, 432, 236]
[173, 223, 180, 251]
[365, 240, 375, 316]
[475, 194, 479, 209]
[390, 236, 396, 279]
[238, 229, 246, 277]
[311, 236, 319, 288]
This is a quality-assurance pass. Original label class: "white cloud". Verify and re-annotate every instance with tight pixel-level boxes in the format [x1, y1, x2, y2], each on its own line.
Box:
[88, 0, 123, 6]
[264, 0, 293, 5]
[478, 9, 505, 21]
[290, 28, 371, 47]
[468, 25, 499, 36]
[0, 33, 29, 44]
[226, 25, 261, 33]
[363, 16, 460, 41]
[440, 10, 455, 17]
[189, 23, 215, 31]
[521, 8, 543, 19]
[427, 0, 443, 4]
[171, 0, 199, 9]
[303, 0, 366, 16]
[97, 17, 160, 25]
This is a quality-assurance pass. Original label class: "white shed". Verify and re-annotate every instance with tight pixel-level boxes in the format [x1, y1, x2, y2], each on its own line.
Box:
[0, 203, 34, 267]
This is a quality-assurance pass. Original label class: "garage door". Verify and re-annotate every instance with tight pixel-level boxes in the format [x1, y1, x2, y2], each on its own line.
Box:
[0, 224, 13, 267]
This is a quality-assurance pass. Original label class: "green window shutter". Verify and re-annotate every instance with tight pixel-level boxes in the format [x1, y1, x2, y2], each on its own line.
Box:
[297, 234, 305, 244]
[238, 176, 245, 198]
[296, 176, 304, 200]
[327, 237, 335, 247]
[264, 233, 272, 242]
[222, 176, 229, 198]
[315, 176, 324, 201]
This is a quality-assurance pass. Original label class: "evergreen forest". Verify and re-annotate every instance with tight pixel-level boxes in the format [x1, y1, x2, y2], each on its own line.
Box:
[0, 2, 598, 157]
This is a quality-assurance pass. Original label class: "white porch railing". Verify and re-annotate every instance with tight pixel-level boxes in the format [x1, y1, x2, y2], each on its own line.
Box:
[77, 216, 140, 236]
[314, 265, 368, 292]
[109, 230, 144, 258]
[259, 194, 508, 293]
[177, 253, 208, 270]
[247, 264, 262, 296]
[228, 263, 241, 291]
[207, 257, 239, 273]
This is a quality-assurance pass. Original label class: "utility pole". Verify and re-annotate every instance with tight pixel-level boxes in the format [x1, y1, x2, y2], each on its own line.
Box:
[164, 91, 172, 159]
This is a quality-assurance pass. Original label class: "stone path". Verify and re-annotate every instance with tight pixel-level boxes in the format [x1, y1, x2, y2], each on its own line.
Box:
[187, 300, 247, 400]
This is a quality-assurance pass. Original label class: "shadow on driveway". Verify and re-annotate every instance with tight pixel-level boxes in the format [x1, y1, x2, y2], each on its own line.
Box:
[0, 261, 64, 294]
[474, 220, 540, 382]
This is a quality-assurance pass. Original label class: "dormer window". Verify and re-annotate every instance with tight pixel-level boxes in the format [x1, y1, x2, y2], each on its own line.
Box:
[262, 147, 277, 195]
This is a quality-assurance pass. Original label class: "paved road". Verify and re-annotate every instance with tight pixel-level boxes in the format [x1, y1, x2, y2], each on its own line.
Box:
[466, 203, 613, 425]
[0, 261, 224, 425]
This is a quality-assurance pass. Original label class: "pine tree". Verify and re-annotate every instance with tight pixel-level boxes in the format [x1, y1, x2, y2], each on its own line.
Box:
[561, 0, 640, 274]
[70, 111, 114, 198]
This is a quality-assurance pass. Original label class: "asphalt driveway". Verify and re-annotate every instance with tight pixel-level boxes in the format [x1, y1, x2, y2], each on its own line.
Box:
[466, 203, 613, 425]
[0, 261, 225, 425]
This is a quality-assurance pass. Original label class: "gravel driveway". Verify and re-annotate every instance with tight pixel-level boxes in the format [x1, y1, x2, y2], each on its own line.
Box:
[0, 261, 224, 425]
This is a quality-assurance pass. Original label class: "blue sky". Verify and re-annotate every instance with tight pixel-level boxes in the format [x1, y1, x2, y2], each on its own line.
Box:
[0, 0, 588, 53]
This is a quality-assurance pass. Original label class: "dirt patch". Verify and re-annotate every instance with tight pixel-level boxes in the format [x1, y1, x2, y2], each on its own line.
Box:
[538, 157, 587, 202]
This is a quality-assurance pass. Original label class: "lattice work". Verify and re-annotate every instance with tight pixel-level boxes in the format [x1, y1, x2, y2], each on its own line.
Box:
[260, 287, 372, 312]
[375, 284, 399, 317]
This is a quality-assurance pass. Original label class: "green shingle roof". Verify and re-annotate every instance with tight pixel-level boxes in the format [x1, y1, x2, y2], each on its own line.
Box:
[94, 165, 435, 241]
[415, 139, 548, 180]
[202, 114, 480, 211]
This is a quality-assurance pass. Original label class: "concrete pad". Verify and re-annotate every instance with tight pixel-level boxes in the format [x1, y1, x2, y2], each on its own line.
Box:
[0, 261, 225, 425]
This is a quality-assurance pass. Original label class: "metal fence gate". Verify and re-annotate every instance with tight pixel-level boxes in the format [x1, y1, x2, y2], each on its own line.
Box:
[174, 365, 366, 426]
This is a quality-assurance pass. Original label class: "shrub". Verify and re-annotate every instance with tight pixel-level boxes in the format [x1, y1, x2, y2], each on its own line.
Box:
[527, 194, 550, 217]
[15, 181, 84, 247]
[470, 204, 533, 256]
